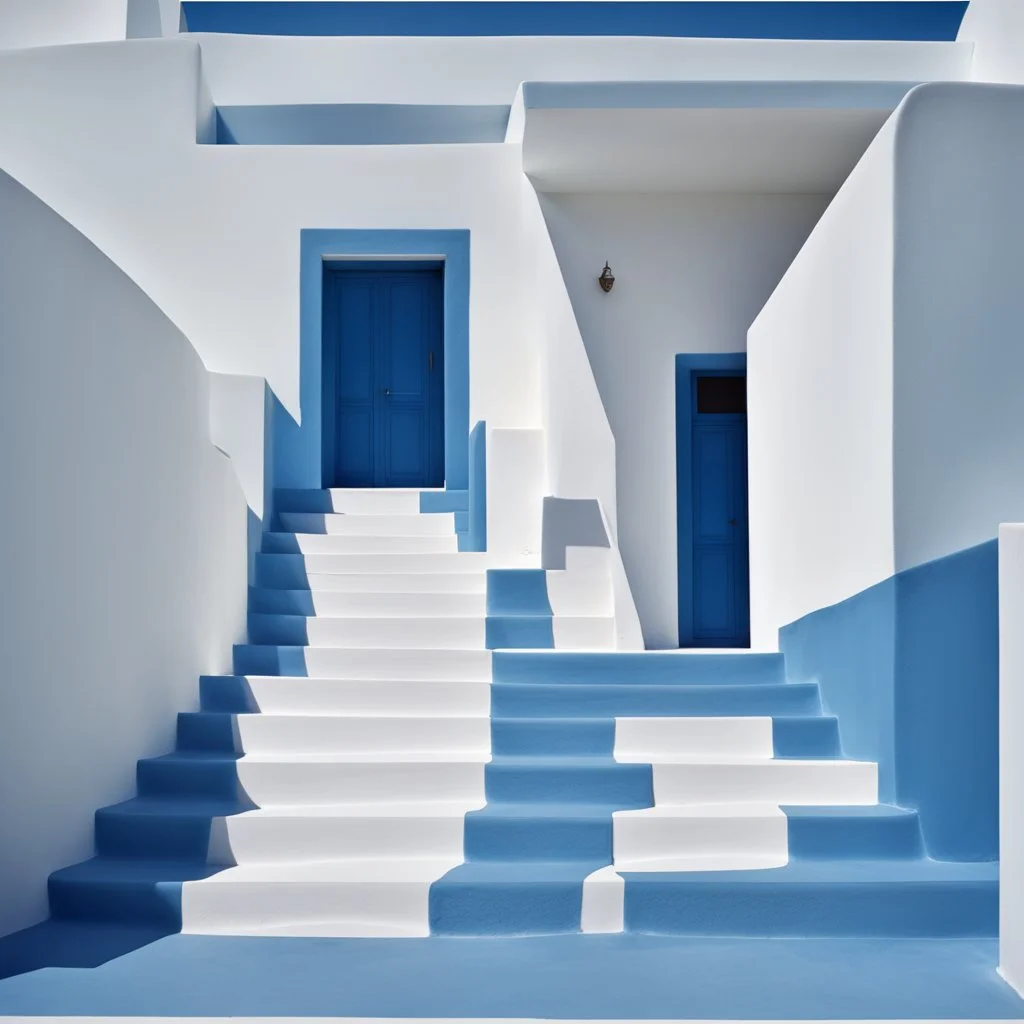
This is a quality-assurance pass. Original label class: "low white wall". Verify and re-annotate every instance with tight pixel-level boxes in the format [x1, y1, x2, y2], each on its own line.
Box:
[0, 39, 538, 430]
[0, 171, 247, 938]
[959, 0, 1024, 84]
[747, 118, 898, 650]
[192, 33, 972, 106]
[0, 0, 127, 50]
[542, 192, 829, 648]
[999, 523, 1024, 997]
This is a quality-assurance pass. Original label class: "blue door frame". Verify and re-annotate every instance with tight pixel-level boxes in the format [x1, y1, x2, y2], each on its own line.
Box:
[321, 262, 444, 487]
[676, 353, 750, 648]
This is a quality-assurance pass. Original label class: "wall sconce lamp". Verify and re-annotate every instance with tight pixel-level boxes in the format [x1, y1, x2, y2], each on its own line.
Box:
[598, 262, 615, 293]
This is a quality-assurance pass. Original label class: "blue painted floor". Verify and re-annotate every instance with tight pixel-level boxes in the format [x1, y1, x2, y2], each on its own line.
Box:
[0, 931, 1023, 1019]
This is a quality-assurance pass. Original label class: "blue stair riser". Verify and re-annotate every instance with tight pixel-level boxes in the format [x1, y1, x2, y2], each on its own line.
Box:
[485, 616, 554, 650]
[95, 810, 215, 862]
[622, 879, 998, 937]
[491, 682, 821, 718]
[253, 554, 311, 590]
[464, 810, 614, 862]
[177, 713, 240, 753]
[485, 762, 653, 806]
[199, 676, 259, 713]
[772, 716, 841, 758]
[430, 873, 596, 935]
[492, 719, 615, 757]
[249, 588, 317, 615]
[137, 758, 243, 801]
[492, 651, 785, 686]
[49, 876, 184, 928]
[248, 613, 308, 646]
[786, 807, 925, 860]
[233, 645, 308, 676]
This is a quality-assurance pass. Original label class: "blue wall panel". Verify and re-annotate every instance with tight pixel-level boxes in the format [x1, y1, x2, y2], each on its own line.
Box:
[183, 2, 968, 41]
[780, 540, 998, 861]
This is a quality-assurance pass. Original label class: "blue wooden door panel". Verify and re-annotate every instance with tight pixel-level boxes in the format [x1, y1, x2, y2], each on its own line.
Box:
[690, 378, 750, 647]
[323, 267, 443, 487]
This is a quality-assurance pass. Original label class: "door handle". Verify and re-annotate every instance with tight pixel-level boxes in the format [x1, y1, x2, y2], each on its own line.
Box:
[383, 388, 391, 397]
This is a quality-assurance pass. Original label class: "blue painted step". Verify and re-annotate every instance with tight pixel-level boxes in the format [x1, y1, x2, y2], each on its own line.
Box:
[248, 613, 309, 646]
[786, 805, 925, 860]
[249, 588, 318, 615]
[485, 757, 652, 806]
[49, 859, 223, 927]
[199, 676, 259, 713]
[136, 752, 244, 800]
[254, 554, 312, 590]
[491, 681, 821, 718]
[177, 712, 240, 752]
[771, 716, 840, 757]
[233, 644, 308, 676]
[622, 860, 998, 937]
[464, 804, 616, 862]
[492, 651, 785, 686]
[430, 860, 604, 935]
[492, 719, 615, 757]
[95, 797, 249, 861]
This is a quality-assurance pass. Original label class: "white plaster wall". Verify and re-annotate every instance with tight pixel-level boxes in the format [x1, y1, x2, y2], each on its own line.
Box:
[747, 117, 898, 650]
[0, 170, 247, 938]
[192, 33, 972, 106]
[542, 192, 830, 649]
[0, 0, 127, 50]
[892, 83, 1024, 571]
[999, 522, 1024, 998]
[0, 39, 538, 430]
[959, 0, 1024, 84]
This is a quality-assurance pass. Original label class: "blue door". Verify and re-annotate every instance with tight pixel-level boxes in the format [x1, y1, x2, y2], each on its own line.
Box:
[690, 373, 749, 646]
[322, 266, 444, 487]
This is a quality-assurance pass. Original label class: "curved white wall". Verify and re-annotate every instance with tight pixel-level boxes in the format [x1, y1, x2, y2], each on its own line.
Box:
[542, 192, 829, 648]
[0, 171, 247, 938]
[959, 0, 1024, 84]
[0, 0, 127, 50]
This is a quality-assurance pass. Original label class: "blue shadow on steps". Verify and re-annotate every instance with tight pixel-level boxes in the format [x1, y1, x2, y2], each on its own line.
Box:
[491, 680, 822, 717]
[786, 804, 925, 860]
[464, 803, 617, 862]
[247, 612, 309, 645]
[200, 675, 260, 712]
[0, 921, 172, 981]
[253, 553, 311, 589]
[772, 714, 841, 757]
[492, 650, 785, 684]
[0, 933, 1021, 1019]
[485, 757, 653, 806]
[622, 859, 998, 937]
[486, 568, 553, 649]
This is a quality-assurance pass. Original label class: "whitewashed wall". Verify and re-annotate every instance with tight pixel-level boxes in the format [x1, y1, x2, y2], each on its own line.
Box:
[959, 0, 1024, 84]
[0, 38, 537, 430]
[0, 170, 247, 939]
[542, 192, 829, 649]
[749, 82, 1024, 649]
[747, 118, 897, 651]
[999, 523, 1024, 997]
[192, 33, 971, 106]
[0, 0, 127, 50]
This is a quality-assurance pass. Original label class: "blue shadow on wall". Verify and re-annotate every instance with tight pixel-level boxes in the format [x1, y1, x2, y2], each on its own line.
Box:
[780, 540, 999, 861]
[182, 2, 968, 41]
[215, 105, 511, 145]
[274, 230, 470, 494]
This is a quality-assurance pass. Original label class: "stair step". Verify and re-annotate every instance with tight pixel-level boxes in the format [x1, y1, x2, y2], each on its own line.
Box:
[492, 651, 785, 686]
[621, 859, 999, 937]
[278, 512, 455, 536]
[263, 533, 458, 555]
[254, 552, 487, 582]
[430, 860, 605, 935]
[785, 804, 925, 860]
[248, 588, 486, 617]
[464, 803, 617, 863]
[491, 681, 821, 718]
[485, 757, 653, 807]
[233, 645, 492, 680]
[247, 613, 487, 650]
[177, 711, 491, 755]
[613, 803, 788, 870]
[200, 675, 491, 716]
[651, 758, 877, 806]
[614, 717, 773, 760]
[276, 489, 425, 515]
[182, 859, 462, 936]
[137, 751, 488, 805]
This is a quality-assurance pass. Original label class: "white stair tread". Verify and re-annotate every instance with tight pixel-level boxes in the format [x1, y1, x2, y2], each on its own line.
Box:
[641, 757, 872, 767]
[614, 801, 786, 820]
[237, 751, 492, 764]
[303, 572, 485, 593]
[233, 711, 489, 721]
[194, 858, 460, 883]
[614, 852, 788, 872]
[279, 512, 455, 536]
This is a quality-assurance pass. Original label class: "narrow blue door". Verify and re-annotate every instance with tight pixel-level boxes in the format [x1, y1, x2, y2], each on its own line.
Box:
[322, 266, 444, 487]
[691, 373, 749, 646]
